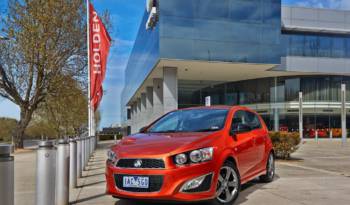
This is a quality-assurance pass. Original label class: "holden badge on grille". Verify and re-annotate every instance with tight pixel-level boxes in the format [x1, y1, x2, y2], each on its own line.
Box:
[134, 159, 142, 168]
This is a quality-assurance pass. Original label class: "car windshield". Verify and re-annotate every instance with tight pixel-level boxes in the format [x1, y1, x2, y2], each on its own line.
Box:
[148, 109, 228, 133]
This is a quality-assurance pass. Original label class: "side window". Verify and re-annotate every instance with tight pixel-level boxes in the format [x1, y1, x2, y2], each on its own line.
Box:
[245, 111, 262, 130]
[231, 110, 248, 129]
[231, 110, 261, 130]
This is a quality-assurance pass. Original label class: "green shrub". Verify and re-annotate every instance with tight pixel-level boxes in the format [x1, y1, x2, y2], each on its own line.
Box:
[269, 132, 301, 159]
[99, 133, 123, 141]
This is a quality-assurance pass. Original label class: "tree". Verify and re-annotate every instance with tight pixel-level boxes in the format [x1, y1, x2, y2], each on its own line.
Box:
[0, 117, 17, 142]
[37, 75, 88, 138]
[0, 0, 87, 148]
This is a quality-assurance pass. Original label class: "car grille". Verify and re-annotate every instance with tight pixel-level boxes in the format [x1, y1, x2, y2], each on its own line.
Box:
[116, 159, 165, 169]
[114, 174, 164, 192]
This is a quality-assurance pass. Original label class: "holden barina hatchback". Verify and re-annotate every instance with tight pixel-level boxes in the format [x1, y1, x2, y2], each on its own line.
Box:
[106, 106, 275, 205]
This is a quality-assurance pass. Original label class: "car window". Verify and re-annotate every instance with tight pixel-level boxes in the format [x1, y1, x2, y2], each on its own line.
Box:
[245, 111, 262, 130]
[149, 109, 228, 133]
[232, 110, 262, 130]
[231, 110, 248, 130]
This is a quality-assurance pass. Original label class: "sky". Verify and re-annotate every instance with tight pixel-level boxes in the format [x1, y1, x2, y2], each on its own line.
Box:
[0, 0, 350, 129]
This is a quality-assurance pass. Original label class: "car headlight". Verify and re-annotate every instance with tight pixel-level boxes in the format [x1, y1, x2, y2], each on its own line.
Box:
[107, 149, 117, 162]
[174, 147, 213, 166]
[175, 153, 187, 165]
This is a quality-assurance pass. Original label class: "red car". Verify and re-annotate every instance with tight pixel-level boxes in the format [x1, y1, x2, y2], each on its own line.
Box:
[106, 106, 275, 204]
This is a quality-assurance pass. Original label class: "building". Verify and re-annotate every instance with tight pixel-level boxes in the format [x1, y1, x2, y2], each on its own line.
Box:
[121, 0, 350, 138]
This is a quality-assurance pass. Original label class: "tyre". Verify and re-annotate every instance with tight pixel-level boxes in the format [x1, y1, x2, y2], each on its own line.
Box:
[211, 161, 241, 205]
[259, 152, 275, 183]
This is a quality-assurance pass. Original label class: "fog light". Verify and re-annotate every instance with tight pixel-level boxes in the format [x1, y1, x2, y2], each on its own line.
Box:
[180, 175, 206, 191]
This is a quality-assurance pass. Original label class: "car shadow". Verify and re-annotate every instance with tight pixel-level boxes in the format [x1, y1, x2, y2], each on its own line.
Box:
[114, 175, 280, 205]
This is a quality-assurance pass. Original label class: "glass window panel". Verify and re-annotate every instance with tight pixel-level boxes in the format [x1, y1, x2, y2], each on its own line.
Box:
[290, 35, 305, 56]
[160, 0, 194, 18]
[318, 36, 332, 57]
[195, 0, 229, 19]
[230, 0, 262, 23]
[304, 36, 319, 57]
[332, 38, 346, 58]
[285, 78, 300, 101]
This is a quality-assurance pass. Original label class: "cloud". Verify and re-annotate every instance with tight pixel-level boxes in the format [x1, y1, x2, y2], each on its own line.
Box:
[293, 0, 350, 10]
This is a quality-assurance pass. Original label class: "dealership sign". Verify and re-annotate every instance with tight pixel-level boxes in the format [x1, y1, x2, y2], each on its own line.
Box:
[146, 0, 158, 30]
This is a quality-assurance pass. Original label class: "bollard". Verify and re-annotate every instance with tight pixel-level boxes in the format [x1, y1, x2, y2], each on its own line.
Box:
[56, 139, 70, 205]
[76, 137, 82, 178]
[330, 130, 333, 139]
[91, 136, 94, 153]
[36, 141, 56, 205]
[88, 137, 91, 159]
[315, 130, 319, 142]
[69, 138, 77, 188]
[86, 136, 90, 163]
[88, 136, 91, 157]
[84, 137, 88, 170]
[0, 144, 14, 205]
[82, 137, 86, 171]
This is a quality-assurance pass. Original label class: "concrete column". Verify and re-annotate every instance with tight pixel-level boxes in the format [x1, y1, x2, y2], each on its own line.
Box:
[163, 67, 178, 114]
[146, 87, 154, 124]
[153, 78, 164, 121]
[136, 98, 142, 132]
[141, 93, 147, 128]
[341, 84, 347, 144]
[273, 109, 279, 132]
[130, 104, 135, 133]
[299, 92, 303, 141]
[273, 77, 279, 132]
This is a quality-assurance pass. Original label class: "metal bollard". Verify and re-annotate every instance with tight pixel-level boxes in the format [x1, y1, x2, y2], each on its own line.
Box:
[86, 136, 90, 163]
[90, 136, 94, 156]
[76, 137, 82, 178]
[81, 137, 86, 171]
[0, 144, 14, 205]
[84, 137, 88, 170]
[88, 136, 91, 157]
[36, 141, 56, 205]
[56, 139, 70, 205]
[69, 138, 77, 188]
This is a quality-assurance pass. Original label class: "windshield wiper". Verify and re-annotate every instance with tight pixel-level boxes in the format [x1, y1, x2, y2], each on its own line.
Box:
[192, 128, 221, 132]
[149, 130, 179, 133]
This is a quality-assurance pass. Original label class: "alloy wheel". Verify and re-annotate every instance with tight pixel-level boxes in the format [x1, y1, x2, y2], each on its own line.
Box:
[216, 166, 239, 203]
[267, 153, 275, 178]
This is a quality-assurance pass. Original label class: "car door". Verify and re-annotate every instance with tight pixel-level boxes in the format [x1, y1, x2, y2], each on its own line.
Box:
[245, 111, 266, 170]
[230, 110, 257, 178]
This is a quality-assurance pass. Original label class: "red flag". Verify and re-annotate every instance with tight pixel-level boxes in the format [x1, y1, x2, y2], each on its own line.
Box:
[89, 3, 111, 111]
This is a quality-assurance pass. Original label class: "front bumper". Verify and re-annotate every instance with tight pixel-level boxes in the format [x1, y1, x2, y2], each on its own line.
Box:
[105, 161, 219, 202]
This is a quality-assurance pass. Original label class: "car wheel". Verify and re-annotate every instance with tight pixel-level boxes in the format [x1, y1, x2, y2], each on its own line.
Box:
[259, 152, 275, 183]
[211, 161, 241, 205]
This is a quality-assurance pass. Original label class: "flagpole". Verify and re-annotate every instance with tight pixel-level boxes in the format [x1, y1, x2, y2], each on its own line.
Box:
[87, 0, 92, 137]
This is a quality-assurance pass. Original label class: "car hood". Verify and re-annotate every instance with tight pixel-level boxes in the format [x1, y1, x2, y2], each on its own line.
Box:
[112, 132, 219, 158]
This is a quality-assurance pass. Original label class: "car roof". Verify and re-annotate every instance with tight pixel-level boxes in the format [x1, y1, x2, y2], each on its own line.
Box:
[179, 105, 247, 111]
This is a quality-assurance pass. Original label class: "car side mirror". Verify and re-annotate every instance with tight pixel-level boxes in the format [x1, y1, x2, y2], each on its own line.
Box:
[230, 123, 251, 137]
[139, 126, 148, 133]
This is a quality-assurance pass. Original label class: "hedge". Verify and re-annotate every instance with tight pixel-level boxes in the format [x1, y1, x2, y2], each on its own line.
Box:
[269, 132, 301, 159]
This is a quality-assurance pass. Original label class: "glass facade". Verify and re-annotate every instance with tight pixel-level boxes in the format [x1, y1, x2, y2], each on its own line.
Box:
[178, 76, 350, 137]
[121, 12, 160, 121]
[121, 0, 350, 130]
[283, 32, 350, 58]
[159, 0, 282, 64]
[179, 76, 350, 107]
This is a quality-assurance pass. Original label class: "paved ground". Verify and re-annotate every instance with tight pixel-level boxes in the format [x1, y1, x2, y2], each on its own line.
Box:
[13, 139, 350, 205]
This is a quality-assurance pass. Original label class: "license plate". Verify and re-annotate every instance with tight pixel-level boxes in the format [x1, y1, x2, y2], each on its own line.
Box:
[123, 176, 149, 189]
